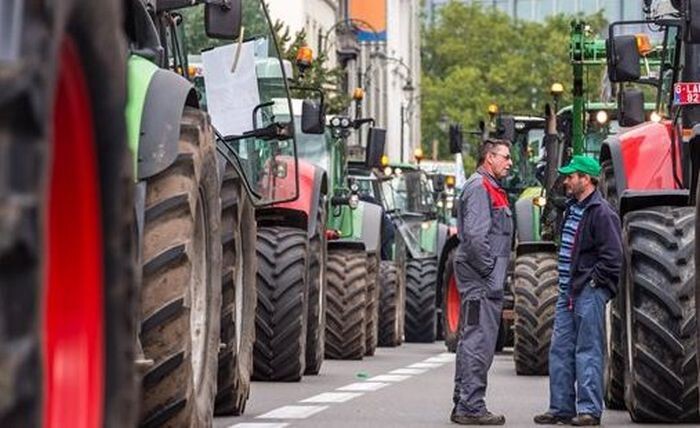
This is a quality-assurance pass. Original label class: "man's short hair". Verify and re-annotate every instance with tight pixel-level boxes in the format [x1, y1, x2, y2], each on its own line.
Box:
[478, 138, 512, 166]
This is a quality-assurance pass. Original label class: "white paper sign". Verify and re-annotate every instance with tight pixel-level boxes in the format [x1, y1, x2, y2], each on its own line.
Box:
[202, 41, 261, 137]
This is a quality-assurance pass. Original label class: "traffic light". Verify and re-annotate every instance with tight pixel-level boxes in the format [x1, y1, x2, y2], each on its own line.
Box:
[449, 124, 463, 154]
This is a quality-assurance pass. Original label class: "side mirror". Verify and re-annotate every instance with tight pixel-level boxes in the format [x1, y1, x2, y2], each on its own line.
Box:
[301, 99, 325, 134]
[449, 124, 463, 154]
[365, 127, 387, 168]
[619, 88, 645, 127]
[497, 115, 515, 142]
[607, 35, 641, 82]
[205, 0, 243, 40]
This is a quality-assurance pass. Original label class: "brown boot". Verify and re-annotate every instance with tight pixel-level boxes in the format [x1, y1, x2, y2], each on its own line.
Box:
[451, 411, 506, 425]
[533, 412, 573, 425]
[571, 414, 600, 426]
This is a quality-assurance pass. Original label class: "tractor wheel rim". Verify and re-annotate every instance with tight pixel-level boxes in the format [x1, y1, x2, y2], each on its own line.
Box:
[43, 38, 105, 428]
[447, 273, 460, 332]
[191, 190, 209, 394]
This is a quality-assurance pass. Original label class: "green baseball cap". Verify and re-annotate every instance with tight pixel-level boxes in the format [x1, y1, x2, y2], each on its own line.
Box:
[558, 155, 601, 177]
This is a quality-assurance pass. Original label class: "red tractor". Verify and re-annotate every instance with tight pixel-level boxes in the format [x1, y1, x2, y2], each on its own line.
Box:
[600, 0, 700, 422]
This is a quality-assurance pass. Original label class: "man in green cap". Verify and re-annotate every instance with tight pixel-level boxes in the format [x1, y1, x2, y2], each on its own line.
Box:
[534, 155, 622, 426]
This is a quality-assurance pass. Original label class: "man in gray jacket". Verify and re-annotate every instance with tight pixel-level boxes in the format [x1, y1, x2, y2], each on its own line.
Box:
[452, 139, 513, 425]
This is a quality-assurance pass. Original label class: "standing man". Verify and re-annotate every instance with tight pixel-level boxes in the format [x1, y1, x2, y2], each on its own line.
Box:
[452, 139, 513, 425]
[534, 155, 622, 426]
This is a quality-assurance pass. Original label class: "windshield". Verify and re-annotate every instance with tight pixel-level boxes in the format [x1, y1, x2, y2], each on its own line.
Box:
[505, 127, 543, 189]
[295, 116, 331, 172]
[391, 170, 435, 214]
[200, 0, 298, 206]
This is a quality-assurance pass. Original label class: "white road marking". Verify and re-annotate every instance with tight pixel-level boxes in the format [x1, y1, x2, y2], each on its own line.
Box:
[390, 368, 428, 375]
[229, 424, 289, 428]
[408, 362, 444, 369]
[337, 382, 389, 392]
[367, 374, 411, 382]
[300, 392, 364, 403]
[438, 352, 455, 358]
[424, 355, 455, 363]
[257, 405, 328, 419]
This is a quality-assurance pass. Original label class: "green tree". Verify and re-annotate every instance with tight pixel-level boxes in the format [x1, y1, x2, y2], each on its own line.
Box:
[422, 1, 607, 162]
[275, 23, 351, 114]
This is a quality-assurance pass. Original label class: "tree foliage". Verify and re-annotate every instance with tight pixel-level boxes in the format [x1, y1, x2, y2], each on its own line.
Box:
[422, 1, 607, 160]
[274, 23, 352, 114]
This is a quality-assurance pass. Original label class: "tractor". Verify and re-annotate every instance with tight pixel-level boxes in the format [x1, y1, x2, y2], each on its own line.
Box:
[0, 0, 308, 426]
[597, 1, 700, 422]
[436, 112, 547, 354]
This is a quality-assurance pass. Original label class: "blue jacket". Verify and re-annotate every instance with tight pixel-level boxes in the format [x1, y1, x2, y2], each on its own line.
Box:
[562, 190, 622, 296]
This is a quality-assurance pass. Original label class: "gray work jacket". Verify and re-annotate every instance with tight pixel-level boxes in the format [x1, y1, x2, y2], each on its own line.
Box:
[454, 169, 513, 298]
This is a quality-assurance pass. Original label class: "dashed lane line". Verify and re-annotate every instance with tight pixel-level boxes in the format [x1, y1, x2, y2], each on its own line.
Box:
[407, 362, 444, 369]
[248, 349, 455, 426]
[390, 368, 428, 375]
[229, 423, 289, 428]
[367, 374, 412, 382]
[256, 405, 329, 419]
[300, 392, 364, 403]
[336, 381, 390, 392]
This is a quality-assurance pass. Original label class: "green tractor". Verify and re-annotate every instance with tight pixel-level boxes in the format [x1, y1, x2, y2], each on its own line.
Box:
[0, 0, 305, 425]
[282, 100, 387, 360]
[349, 163, 408, 348]
[436, 113, 547, 354]
[510, 20, 658, 379]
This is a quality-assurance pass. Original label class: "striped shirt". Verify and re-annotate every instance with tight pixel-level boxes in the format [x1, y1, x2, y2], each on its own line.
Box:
[558, 203, 586, 293]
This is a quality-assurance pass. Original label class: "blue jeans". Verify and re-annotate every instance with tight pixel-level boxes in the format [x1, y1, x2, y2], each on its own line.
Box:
[548, 284, 611, 418]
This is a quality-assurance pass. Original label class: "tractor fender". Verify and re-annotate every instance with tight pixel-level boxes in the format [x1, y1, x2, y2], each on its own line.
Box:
[435, 223, 450, 265]
[515, 196, 542, 242]
[600, 121, 682, 199]
[618, 189, 690, 218]
[358, 201, 383, 255]
[515, 241, 557, 258]
[436, 234, 460, 310]
[130, 61, 199, 180]
[272, 160, 328, 237]
[328, 239, 366, 252]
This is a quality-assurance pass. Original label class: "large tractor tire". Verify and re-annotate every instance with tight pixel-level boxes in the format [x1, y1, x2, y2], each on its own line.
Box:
[441, 248, 461, 353]
[253, 227, 309, 381]
[378, 261, 402, 347]
[0, 3, 137, 426]
[623, 207, 699, 423]
[512, 252, 558, 376]
[139, 107, 222, 427]
[305, 199, 327, 375]
[214, 164, 257, 415]
[405, 258, 438, 343]
[325, 248, 368, 360]
[365, 252, 381, 356]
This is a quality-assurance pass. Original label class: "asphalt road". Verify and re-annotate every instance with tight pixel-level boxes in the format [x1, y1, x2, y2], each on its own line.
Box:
[215, 343, 661, 428]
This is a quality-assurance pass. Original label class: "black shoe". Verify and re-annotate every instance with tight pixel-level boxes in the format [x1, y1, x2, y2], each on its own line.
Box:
[533, 412, 573, 425]
[571, 414, 600, 426]
[451, 411, 506, 425]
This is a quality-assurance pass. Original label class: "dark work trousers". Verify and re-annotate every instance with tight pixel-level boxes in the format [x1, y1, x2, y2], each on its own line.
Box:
[452, 257, 508, 416]
[548, 283, 611, 418]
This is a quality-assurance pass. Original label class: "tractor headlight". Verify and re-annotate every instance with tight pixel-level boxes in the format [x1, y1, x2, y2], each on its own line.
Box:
[340, 117, 351, 128]
[437, 200, 444, 208]
[650, 111, 662, 123]
[446, 200, 454, 210]
[349, 194, 360, 209]
[596, 110, 608, 125]
[533, 196, 546, 207]
[421, 221, 431, 230]
[330, 117, 341, 127]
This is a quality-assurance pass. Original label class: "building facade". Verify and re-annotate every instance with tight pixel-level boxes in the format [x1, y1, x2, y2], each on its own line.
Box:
[268, 0, 422, 163]
[427, 0, 644, 23]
